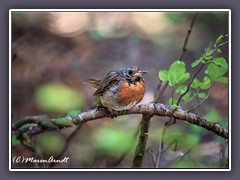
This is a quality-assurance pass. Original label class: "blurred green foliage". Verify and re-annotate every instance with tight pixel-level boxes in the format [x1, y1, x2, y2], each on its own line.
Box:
[92, 126, 135, 157]
[204, 108, 222, 123]
[12, 134, 21, 147]
[171, 158, 197, 168]
[35, 132, 66, 155]
[157, 126, 200, 150]
[34, 83, 84, 113]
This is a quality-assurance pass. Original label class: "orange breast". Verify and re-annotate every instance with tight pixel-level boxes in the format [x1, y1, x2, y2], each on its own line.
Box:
[117, 81, 146, 105]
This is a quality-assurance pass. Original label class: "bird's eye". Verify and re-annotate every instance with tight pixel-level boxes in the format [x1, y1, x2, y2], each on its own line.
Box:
[128, 70, 133, 75]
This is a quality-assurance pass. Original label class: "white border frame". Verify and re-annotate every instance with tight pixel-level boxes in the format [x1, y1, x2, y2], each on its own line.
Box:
[9, 9, 231, 171]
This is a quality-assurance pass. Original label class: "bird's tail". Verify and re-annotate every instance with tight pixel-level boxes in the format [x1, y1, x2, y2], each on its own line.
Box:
[83, 79, 101, 88]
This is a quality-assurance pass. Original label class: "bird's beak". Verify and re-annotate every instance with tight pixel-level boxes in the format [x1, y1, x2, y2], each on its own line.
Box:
[135, 70, 147, 76]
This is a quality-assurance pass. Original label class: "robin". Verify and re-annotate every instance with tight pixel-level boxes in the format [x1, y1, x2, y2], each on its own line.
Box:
[84, 66, 147, 117]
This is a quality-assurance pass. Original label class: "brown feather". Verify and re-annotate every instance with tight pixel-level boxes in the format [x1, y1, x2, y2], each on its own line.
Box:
[84, 79, 101, 88]
[93, 71, 121, 96]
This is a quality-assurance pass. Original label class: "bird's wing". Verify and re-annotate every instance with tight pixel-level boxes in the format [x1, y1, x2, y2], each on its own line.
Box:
[93, 71, 121, 96]
[84, 79, 101, 89]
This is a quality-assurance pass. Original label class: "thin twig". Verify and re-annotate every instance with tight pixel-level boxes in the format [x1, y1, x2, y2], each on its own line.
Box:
[171, 87, 175, 105]
[187, 89, 211, 112]
[147, 149, 156, 167]
[154, 81, 168, 103]
[176, 63, 205, 106]
[155, 13, 198, 168]
[155, 120, 170, 168]
[163, 140, 178, 152]
[180, 39, 229, 110]
[212, 41, 229, 55]
[155, 139, 163, 168]
[178, 13, 198, 60]
[170, 148, 193, 167]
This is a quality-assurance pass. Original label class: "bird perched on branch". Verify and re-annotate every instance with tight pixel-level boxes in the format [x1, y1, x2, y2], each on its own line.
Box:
[84, 66, 147, 117]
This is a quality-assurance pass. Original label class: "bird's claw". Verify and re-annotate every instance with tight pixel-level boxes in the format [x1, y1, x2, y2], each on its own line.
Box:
[96, 104, 117, 119]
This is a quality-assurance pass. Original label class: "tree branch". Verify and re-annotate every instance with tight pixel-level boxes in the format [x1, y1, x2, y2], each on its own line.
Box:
[132, 114, 153, 168]
[178, 13, 198, 60]
[12, 103, 228, 139]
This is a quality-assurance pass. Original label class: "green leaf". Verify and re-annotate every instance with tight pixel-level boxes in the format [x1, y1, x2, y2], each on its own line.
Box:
[207, 63, 228, 81]
[204, 55, 213, 61]
[215, 76, 228, 84]
[182, 92, 195, 103]
[12, 135, 21, 147]
[158, 70, 168, 82]
[207, 64, 218, 80]
[169, 61, 186, 75]
[52, 118, 76, 127]
[168, 61, 186, 86]
[199, 76, 211, 90]
[67, 110, 81, 117]
[217, 49, 222, 54]
[198, 92, 207, 99]
[171, 104, 182, 109]
[214, 35, 223, 47]
[212, 58, 228, 68]
[167, 73, 176, 86]
[191, 60, 201, 67]
[177, 73, 190, 84]
[205, 49, 214, 57]
[175, 85, 187, 94]
[190, 78, 200, 89]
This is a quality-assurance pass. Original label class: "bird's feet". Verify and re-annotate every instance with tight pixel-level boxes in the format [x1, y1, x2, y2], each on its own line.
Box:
[96, 104, 117, 119]
[96, 104, 108, 111]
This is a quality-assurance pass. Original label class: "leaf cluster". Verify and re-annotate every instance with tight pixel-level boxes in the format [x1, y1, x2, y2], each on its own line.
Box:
[158, 35, 228, 109]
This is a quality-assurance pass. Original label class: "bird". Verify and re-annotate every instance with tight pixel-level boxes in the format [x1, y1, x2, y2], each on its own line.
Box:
[84, 66, 147, 117]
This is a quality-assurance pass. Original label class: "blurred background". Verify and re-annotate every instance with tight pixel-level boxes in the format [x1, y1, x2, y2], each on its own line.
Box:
[11, 11, 229, 168]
